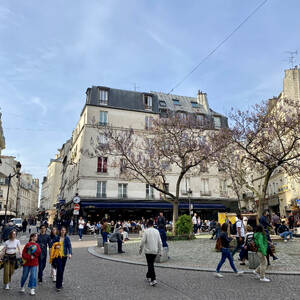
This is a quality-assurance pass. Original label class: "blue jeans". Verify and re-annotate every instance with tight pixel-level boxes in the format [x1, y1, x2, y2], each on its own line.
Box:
[38, 255, 47, 281]
[21, 266, 37, 289]
[102, 232, 108, 246]
[54, 256, 67, 289]
[78, 228, 83, 239]
[216, 248, 238, 273]
[280, 231, 293, 240]
[69, 226, 73, 235]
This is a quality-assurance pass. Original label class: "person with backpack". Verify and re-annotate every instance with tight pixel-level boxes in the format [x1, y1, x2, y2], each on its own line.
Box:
[231, 214, 245, 257]
[239, 225, 254, 265]
[20, 233, 41, 295]
[215, 223, 243, 278]
[253, 225, 270, 282]
[37, 224, 51, 283]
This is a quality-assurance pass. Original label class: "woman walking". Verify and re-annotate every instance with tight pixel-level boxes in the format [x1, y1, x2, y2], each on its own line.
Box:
[49, 227, 59, 282]
[50, 226, 72, 292]
[101, 219, 110, 247]
[20, 233, 41, 295]
[1, 230, 21, 290]
[253, 225, 270, 282]
[215, 223, 243, 278]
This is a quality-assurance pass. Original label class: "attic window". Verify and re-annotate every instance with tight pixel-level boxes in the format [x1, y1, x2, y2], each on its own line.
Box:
[98, 89, 108, 105]
[172, 99, 180, 106]
[144, 95, 153, 110]
[191, 101, 199, 108]
[213, 116, 221, 129]
[159, 100, 166, 107]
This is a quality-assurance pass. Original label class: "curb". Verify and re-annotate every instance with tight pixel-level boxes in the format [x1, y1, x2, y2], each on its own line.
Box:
[88, 246, 300, 276]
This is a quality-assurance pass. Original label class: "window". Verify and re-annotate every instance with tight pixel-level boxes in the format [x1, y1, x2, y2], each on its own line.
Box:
[172, 99, 180, 106]
[97, 181, 106, 198]
[97, 157, 107, 173]
[118, 183, 128, 198]
[0, 189, 3, 198]
[191, 101, 199, 108]
[176, 111, 186, 120]
[201, 178, 210, 196]
[159, 100, 166, 107]
[98, 89, 108, 105]
[213, 116, 221, 129]
[196, 114, 204, 125]
[145, 116, 154, 130]
[98, 134, 107, 145]
[146, 184, 154, 199]
[159, 109, 168, 118]
[120, 158, 126, 173]
[200, 161, 208, 172]
[144, 95, 153, 110]
[99, 111, 108, 126]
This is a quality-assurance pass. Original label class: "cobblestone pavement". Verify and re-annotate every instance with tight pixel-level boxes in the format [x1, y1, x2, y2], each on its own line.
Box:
[93, 235, 300, 273]
[1, 236, 300, 300]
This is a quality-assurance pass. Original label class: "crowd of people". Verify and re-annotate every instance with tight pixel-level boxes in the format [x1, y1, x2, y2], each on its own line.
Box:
[0, 223, 72, 295]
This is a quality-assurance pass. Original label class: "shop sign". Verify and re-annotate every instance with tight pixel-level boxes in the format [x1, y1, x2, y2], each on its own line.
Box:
[73, 210, 79, 215]
[74, 203, 80, 211]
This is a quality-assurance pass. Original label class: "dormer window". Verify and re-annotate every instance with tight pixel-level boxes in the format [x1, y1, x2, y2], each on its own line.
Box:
[213, 116, 221, 129]
[159, 100, 166, 107]
[144, 95, 153, 110]
[172, 99, 180, 106]
[98, 89, 108, 105]
[191, 101, 199, 108]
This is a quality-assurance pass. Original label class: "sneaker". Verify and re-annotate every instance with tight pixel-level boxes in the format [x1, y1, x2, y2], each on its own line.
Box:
[284, 240, 287, 243]
[118, 251, 125, 254]
[146, 278, 151, 283]
[20, 287, 25, 293]
[235, 271, 244, 276]
[273, 256, 278, 261]
[79, 238, 82, 241]
[53, 277, 56, 282]
[260, 277, 271, 282]
[252, 270, 260, 279]
[150, 280, 157, 286]
[215, 272, 223, 278]
[30, 289, 35, 295]
[4, 284, 9, 290]
[56, 288, 61, 292]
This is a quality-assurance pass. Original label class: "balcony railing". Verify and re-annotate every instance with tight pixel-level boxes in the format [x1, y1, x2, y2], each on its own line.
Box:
[220, 191, 228, 197]
[200, 191, 212, 196]
[96, 193, 107, 198]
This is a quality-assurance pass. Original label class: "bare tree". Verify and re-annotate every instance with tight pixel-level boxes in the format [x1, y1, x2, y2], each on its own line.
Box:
[218, 98, 300, 216]
[84, 113, 221, 233]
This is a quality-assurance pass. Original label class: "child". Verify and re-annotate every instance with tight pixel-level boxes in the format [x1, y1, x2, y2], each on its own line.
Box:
[20, 233, 41, 295]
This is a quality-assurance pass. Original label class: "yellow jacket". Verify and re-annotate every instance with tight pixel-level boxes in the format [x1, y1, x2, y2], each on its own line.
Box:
[49, 241, 64, 264]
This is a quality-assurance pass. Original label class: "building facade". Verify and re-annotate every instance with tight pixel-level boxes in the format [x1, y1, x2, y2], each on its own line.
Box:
[43, 87, 238, 223]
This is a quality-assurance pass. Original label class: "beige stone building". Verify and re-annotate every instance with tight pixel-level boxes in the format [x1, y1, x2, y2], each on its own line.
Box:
[43, 87, 238, 223]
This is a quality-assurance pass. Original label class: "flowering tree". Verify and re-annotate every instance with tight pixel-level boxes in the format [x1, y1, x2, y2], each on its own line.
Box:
[218, 98, 300, 216]
[85, 113, 221, 232]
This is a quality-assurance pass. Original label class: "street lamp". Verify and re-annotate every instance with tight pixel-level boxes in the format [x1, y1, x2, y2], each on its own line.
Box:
[188, 188, 193, 215]
[4, 161, 21, 224]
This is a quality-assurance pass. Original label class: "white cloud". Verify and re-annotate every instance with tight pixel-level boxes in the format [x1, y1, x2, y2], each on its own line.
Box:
[31, 97, 47, 115]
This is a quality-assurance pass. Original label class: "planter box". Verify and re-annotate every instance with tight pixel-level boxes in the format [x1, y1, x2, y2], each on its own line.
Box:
[97, 236, 103, 247]
[104, 242, 118, 255]
[248, 251, 260, 269]
[166, 234, 195, 241]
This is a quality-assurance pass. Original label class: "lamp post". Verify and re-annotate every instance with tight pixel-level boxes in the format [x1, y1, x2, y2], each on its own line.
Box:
[4, 161, 21, 224]
[188, 188, 193, 215]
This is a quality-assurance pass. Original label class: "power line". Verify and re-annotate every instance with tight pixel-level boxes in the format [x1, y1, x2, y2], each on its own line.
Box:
[167, 0, 269, 94]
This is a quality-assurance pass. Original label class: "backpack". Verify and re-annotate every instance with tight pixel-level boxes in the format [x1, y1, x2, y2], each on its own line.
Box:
[246, 234, 257, 252]
[215, 237, 222, 251]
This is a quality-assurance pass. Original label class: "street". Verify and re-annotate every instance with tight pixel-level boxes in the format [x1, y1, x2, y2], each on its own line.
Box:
[1, 236, 300, 300]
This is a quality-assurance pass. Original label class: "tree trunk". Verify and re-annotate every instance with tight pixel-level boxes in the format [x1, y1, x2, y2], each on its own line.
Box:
[172, 201, 179, 235]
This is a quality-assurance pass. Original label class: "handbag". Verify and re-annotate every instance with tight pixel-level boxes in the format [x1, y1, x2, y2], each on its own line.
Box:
[14, 258, 24, 270]
[215, 237, 222, 251]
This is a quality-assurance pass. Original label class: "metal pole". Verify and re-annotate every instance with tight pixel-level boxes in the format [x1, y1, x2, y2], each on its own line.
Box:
[16, 176, 21, 217]
[4, 175, 11, 224]
[188, 193, 191, 215]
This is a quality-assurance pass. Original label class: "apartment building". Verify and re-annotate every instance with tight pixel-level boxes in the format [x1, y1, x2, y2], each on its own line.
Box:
[44, 87, 238, 222]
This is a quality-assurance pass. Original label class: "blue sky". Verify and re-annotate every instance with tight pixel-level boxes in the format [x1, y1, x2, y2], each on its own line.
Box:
[0, 0, 300, 186]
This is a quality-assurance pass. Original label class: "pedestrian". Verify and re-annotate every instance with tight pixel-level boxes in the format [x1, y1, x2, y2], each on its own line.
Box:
[215, 223, 243, 278]
[109, 227, 125, 253]
[0, 230, 21, 290]
[49, 226, 72, 292]
[101, 219, 110, 246]
[253, 225, 270, 282]
[78, 216, 85, 241]
[157, 212, 166, 230]
[29, 224, 32, 235]
[37, 224, 51, 283]
[231, 213, 245, 257]
[271, 213, 280, 235]
[49, 227, 59, 282]
[239, 225, 254, 265]
[36, 219, 40, 233]
[192, 213, 197, 234]
[278, 220, 294, 242]
[288, 213, 295, 230]
[20, 233, 41, 295]
[69, 218, 74, 235]
[1, 221, 15, 242]
[22, 218, 28, 233]
[259, 210, 272, 241]
[139, 219, 162, 286]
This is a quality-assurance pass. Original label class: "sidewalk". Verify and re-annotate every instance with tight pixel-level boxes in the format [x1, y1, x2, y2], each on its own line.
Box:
[89, 235, 300, 275]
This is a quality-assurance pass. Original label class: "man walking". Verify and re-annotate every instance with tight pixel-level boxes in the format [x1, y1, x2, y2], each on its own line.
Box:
[192, 213, 197, 234]
[22, 218, 28, 233]
[139, 219, 162, 286]
[78, 217, 85, 241]
[37, 224, 51, 283]
[231, 214, 245, 257]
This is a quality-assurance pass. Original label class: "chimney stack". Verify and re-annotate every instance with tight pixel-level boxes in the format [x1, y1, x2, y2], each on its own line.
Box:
[197, 90, 209, 111]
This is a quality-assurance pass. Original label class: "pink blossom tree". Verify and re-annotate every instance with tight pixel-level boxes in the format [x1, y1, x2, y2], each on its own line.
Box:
[85, 113, 222, 232]
[218, 98, 300, 216]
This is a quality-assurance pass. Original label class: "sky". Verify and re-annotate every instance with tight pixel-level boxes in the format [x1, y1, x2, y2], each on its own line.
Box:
[1, 0, 300, 189]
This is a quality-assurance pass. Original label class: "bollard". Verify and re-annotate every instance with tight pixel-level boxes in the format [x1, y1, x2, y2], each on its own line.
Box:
[104, 242, 118, 255]
[248, 251, 260, 269]
[97, 236, 103, 247]
[155, 247, 169, 263]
